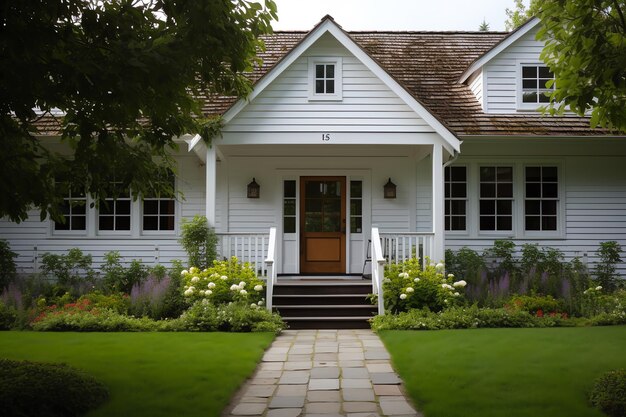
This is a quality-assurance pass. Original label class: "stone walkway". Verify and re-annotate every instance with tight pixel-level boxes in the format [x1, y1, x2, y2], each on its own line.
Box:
[222, 329, 422, 417]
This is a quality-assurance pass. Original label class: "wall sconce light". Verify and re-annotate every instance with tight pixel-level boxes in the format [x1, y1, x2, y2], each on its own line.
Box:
[247, 178, 260, 198]
[384, 178, 396, 199]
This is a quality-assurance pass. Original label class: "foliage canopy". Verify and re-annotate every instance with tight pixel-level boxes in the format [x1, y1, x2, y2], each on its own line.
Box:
[0, 0, 277, 223]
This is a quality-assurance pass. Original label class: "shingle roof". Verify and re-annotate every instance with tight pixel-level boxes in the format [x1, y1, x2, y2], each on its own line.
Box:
[33, 27, 608, 137]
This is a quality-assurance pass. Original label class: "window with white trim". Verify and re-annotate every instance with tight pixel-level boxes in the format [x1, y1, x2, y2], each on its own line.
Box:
[479, 166, 513, 231]
[350, 180, 362, 233]
[54, 182, 86, 232]
[283, 180, 296, 234]
[525, 166, 558, 231]
[445, 166, 467, 231]
[520, 64, 555, 105]
[143, 174, 176, 232]
[98, 181, 131, 231]
[308, 58, 342, 100]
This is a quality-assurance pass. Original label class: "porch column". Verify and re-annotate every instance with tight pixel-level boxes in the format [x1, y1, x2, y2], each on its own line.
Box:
[206, 145, 217, 226]
[432, 143, 445, 262]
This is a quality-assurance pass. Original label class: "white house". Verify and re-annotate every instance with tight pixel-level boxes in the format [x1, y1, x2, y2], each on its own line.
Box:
[3, 16, 626, 279]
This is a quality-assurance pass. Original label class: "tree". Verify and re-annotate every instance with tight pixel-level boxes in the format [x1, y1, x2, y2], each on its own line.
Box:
[478, 19, 490, 32]
[0, 0, 277, 223]
[537, 0, 626, 133]
[505, 0, 539, 31]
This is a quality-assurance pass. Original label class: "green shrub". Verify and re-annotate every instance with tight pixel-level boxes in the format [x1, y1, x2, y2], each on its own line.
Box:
[0, 359, 108, 417]
[594, 241, 623, 292]
[176, 301, 284, 333]
[41, 248, 95, 288]
[590, 369, 626, 417]
[0, 239, 17, 291]
[382, 258, 467, 313]
[78, 292, 130, 314]
[181, 258, 266, 307]
[507, 294, 564, 315]
[0, 300, 17, 330]
[179, 215, 218, 269]
[102, 251, 150, 294]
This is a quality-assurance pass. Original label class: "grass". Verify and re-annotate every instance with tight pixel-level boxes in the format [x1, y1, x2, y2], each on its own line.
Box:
[379, 326, 626, 417]
[0, 332, 274, 417]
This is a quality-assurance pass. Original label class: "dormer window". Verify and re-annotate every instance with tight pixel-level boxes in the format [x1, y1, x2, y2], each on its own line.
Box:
[308, 57, 342, 101]
[519, 64, 555, 108]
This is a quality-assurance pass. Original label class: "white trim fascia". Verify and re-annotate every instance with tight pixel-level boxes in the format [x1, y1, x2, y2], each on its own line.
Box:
[222, 18, 461, 154]
[178, 133, 207, 163]
[459, 17, 541, 84]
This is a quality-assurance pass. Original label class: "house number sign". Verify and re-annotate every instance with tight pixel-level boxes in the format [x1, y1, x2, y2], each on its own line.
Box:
[321, 133, 331, 141]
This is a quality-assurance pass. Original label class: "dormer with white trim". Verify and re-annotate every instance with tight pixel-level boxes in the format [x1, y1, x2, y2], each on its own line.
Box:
[460, 18, 553, 113]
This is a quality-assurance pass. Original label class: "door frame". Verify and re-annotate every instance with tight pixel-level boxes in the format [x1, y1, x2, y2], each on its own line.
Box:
[299, 176, 347, 274]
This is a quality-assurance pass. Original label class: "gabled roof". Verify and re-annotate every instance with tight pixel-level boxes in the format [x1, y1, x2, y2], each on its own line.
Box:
[458, 17, 541, 83]
[222, 15, 462, 153]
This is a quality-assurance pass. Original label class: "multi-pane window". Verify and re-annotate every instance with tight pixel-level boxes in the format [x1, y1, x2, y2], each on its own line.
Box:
[99, 182, 131, 231]
[283, 180, 296, 233]
[54, 183, 86, 231]
[350, 181, 362, 233]
[143, 175, 176, 231]
[479, 166, 513, 231]
[525, 166, 558, 231]
[444, 167, 467, 231]
[521, 65, 555, 104]
[315, 64, 335, 94]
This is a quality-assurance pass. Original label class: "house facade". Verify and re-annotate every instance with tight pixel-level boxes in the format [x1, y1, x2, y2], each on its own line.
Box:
[3, 16, 626, 277]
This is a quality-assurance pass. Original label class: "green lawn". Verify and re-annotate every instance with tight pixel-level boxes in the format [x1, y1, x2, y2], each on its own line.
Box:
[0, 332, 274, 417]
[380, 326, 626, 417]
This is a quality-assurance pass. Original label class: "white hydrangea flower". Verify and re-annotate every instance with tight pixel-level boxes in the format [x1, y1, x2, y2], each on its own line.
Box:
[220, 275, 228, 280]
[189, 267, 199, 274]
[203, 269, 209, 273]
[184, 288, 194, 296]
[398, 272, 409, 279]
[400, 293, 407, 300]
[441, 283, 454, 290]
[191, 276, 200, 283]
[413, 277, 420, 283]
[180, 270, 189, 276]
[206, 290, 212, 296]
[208, 282, 216, 289]
[201, 298, 209, 305]
[435, 262, 445, 272]
[230, 284, 239, 291]
[448, 273, 455, 278]
[258, 300, 264, 306]
[406, 287, 414, 293]
[453, 280, 467, 288]
[251, 303, 258, 309]
[453, 292, 460, 297]
[254, 284, 263, 291]
[240, 289, 248, 295]
[210, 273, 219, 278]
[596, 285, 603, 291]
[239, 281, 246, 287]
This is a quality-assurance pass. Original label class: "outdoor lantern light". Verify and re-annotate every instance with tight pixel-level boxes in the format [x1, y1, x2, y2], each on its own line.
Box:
[247, 178, 260, 198]
[384, 178, 396, 199]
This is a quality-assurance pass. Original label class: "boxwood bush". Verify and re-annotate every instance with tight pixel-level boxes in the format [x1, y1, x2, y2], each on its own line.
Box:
[0, 359, 108, 417]
[590, 369, 626, 417]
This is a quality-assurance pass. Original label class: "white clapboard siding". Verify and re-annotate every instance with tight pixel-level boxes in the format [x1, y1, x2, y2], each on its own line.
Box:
[483, 27, 544, 113]
[223, 35, 434, 134]
[0, 153, 206, 273]
[445, 141, 626, 275]
[468, 70, 484, 110]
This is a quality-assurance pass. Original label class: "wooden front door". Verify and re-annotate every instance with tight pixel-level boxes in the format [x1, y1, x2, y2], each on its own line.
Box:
[300, 177, 346, 274]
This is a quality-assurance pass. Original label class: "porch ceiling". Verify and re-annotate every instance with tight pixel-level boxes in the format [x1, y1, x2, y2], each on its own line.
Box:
[217, 144, 434, 159]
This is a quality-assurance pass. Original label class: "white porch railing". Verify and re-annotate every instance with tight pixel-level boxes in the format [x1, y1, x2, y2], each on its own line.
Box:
[371, 230, 436, 316]
[379, 232, 435, 269]
[264, 227, 277, 312]
[216, 232, 271, 276]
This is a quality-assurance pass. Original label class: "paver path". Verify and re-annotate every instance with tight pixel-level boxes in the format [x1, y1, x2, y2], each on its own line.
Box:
[222, 329, 422, 417]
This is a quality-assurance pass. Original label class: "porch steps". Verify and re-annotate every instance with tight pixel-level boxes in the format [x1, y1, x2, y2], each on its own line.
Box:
[272, 278, 377, 329]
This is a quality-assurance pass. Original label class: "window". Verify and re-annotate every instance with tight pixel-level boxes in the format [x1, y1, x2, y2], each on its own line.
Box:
[445, 167, 467, 231]
[98, 181, 131, 231]
[143, 174, 175, 232]
[350, 181, 362, 233]
[54, 182, 86, 231]
[283, 180, 296, 233]
[308, 58, 342, 100]
[521, 65, 555, 105]
[525, 166, 558, 231]
[479, 166, 513, 231]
